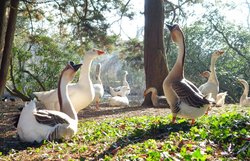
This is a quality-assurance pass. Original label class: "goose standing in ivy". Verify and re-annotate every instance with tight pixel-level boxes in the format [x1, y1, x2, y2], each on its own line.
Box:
[163, 24, 213, 125]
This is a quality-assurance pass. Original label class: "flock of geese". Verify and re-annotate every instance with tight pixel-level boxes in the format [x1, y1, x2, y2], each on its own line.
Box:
[15, 24, 250, 143]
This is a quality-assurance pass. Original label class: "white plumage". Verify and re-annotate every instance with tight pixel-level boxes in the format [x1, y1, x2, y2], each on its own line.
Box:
[17, 62, 81, 142]
[93, 63, 104, 110]
[33, 49, 105, 113]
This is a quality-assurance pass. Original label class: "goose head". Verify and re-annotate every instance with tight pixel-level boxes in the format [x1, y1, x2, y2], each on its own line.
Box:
[199, 71, 210, 78]
[217, 91, 227, 98]
[166, 24, 184, 46]
[120, 86, 130, 97]
[144, 87, 157, 97]
[62, 61, 82, 82]
[85, 49, 105, 59]
[211, 50, 224, 59]
[238, 78, 248, 87]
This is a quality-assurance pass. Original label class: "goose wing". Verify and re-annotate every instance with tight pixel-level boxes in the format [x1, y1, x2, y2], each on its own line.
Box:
[34, 110, 70, 127]
[172, 79, 210, 108]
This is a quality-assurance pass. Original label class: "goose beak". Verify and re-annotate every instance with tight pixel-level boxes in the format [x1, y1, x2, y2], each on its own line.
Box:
[218, 50, 224, 55]
[97, 50, 105, 55]
[166, 24, 174, 31]
[72, 63, 82, 71]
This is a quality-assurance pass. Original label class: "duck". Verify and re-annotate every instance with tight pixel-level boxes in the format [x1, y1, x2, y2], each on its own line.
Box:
[109, 71, 130, 97]
[238, 78, 250, 107]
[93, 63, 104, 110]
[198, 50, 224, 100]
[163, 24, 213, 125]
[109, 86, 129, 107]
[17, 62, 82, 143]
[34, 49, 105, 113]
[144, 87, 168, 107]
[199, 71, 227, 107]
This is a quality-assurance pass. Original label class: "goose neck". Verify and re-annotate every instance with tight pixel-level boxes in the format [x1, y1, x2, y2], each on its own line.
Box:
[96, 68, 102, 84]
[58, 77, 78, 120]
[243, 83, 249, 96]
[208, 57, 218, 83]
[79, 55, 93, 84]
[172, 40, 185, 78]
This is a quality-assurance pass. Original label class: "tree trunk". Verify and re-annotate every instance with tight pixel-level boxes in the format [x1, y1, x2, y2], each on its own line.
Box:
[0, 0, 19, 95]
[142, 0, 169, 106]
[0, 0, 8, 68]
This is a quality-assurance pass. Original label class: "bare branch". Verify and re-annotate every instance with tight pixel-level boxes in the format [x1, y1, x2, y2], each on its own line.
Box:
[212, 22, 250, 62]
[22, 69, 46, 91]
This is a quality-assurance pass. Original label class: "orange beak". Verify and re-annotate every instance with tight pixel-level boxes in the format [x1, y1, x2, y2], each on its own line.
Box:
[97, 50, 105, 55]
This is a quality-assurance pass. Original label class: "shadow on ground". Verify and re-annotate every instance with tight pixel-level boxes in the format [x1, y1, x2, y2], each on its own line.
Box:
[93, 121, 191, 160]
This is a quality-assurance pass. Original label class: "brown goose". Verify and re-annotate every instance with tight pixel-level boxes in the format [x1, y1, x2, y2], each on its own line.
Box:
[163, 24, 213, 125]
[144, 87, 168, 107]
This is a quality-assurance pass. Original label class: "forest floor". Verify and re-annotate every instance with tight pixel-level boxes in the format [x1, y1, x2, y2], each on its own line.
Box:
[0, 99, 249, 158]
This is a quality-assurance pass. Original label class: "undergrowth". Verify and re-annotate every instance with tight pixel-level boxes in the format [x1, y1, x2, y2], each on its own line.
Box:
[0, 106, 249, 160]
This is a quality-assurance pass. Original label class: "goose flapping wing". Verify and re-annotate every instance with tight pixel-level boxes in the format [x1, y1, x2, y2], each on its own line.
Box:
[172, 79, 210, 108]
[34, 110, 70, 127]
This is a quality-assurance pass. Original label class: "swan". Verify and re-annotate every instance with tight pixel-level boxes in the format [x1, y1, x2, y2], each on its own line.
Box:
[34, 49, 105, 113]
[238, 78, 250, 107]
[109, 86, 129, 107]
[144, 87, 168, 107]
[198, 50, 224, 100]
[163, 24, 213, 125]
[199, 71, 227, 107]
[93, 63, 104, 110]
[109, 71, 130, 96]
[17, 62, 82, 142]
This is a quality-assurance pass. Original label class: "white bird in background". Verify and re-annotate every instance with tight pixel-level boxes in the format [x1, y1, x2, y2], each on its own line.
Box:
[238, 78, 250, 107]
[109, 71, 130, 97]
[93, 63, 104, 110]
[198, 50, 224, 100]
[109, 86, 130, 107]
[199, 71, 227, 107]
[34, 49, 105, 113]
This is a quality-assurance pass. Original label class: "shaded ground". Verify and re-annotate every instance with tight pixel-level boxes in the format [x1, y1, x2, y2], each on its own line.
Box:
[0, 100, 247, 155]
[0, 100, 170, 155]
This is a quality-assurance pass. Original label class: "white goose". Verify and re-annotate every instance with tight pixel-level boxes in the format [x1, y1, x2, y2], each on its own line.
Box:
[198, 50, 224, 100]
[199, 71, 227, 107]
[163, 24, 213, 125]
[109, 86, 129, 107]
[110, 71, 130, 96]
[215, 91, 227, 107]
[238, 78, 250, 107]
[144, 87, 168, 107]
[17, 62, 82, 143]
[93, 63, 104, 110]
[34, 49, 105, 113]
